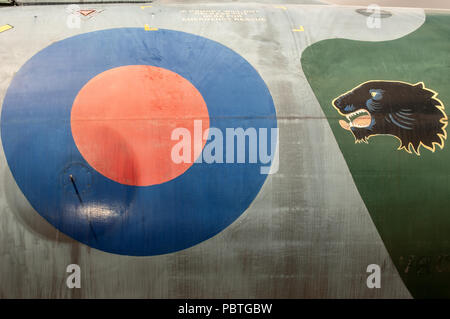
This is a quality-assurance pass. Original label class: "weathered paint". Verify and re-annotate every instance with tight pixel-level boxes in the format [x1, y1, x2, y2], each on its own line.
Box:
[1, 27, 277, 256]
[0, 2, 425, 298]
[303, 14, 450, 298]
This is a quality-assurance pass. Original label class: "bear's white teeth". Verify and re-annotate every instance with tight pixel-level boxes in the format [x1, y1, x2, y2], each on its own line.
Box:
[341, 109, 372, 130]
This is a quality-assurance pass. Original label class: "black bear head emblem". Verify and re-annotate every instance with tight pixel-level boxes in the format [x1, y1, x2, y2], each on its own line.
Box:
[332, 80, 447, 155]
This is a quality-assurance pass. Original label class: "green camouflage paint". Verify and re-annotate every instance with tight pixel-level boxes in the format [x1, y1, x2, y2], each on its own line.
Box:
[302, 14, 450, 298]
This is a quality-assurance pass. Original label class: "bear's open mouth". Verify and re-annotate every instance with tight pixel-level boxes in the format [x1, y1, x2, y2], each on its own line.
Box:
[339, 109, 372, 131]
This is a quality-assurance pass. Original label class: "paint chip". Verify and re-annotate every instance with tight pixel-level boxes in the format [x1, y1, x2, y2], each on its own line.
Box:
[0, 24, 13, 34]
[144, 24, 158, 31]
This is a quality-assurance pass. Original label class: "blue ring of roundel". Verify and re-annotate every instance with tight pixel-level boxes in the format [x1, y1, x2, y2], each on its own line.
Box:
[0, 28, 277, 256]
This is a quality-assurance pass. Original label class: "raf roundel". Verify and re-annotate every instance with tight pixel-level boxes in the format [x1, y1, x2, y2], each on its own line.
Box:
[1, 28, 277, 256]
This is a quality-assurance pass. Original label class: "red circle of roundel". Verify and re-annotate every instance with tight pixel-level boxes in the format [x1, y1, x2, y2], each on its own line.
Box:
[71, 65, 209, 186]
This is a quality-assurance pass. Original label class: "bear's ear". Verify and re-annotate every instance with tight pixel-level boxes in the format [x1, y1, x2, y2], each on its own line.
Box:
[414, 82, 425, 89]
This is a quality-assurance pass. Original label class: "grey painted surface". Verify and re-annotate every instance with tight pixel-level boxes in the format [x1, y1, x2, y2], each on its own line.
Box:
[0, 3, 421, 298]
[323, 0, 450, 10]
[14, 1, 325, 5]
